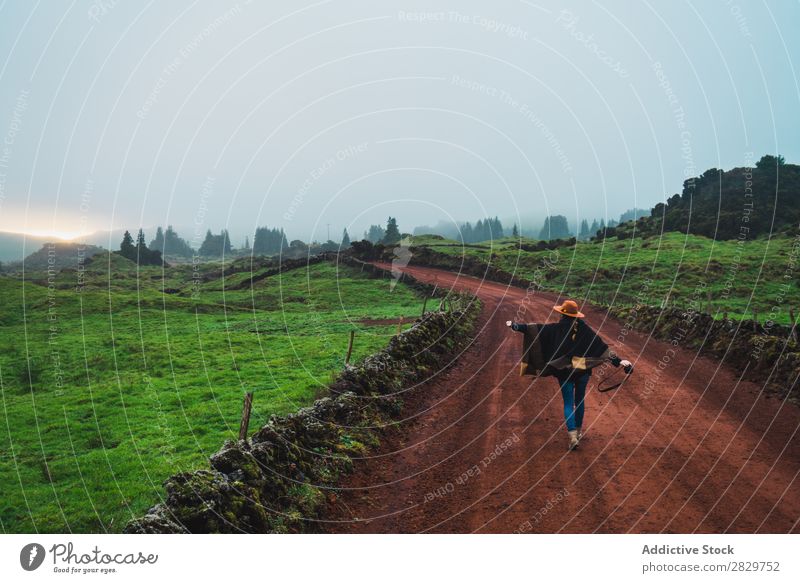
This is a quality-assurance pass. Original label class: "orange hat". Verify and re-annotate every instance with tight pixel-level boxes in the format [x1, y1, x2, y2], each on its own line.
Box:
[553, 299, 585, 318]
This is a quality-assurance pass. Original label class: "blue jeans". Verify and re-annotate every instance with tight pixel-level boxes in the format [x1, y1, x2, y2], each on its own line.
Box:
[560, 374, 589, 432]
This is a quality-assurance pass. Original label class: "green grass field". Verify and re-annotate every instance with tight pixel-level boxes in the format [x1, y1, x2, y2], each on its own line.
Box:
[0, 256, 425, 533]
[412, 232, 800, 323]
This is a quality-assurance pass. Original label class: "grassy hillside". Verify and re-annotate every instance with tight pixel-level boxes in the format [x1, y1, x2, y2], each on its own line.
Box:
[409, 231, 800, 324]
[619, 157, 800, 240]
[0, 258, 425, 533]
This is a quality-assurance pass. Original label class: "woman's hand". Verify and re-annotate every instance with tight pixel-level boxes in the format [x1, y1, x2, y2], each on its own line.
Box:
[620, 359, 633, 373]
[506, 320, 512, 328]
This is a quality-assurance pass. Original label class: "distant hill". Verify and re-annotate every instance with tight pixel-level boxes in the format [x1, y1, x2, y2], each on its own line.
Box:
[14, 242, 105, 272]
[0, 232, 51, 262]
[607, 155, 799, 240]
[0, 229, 126, 262]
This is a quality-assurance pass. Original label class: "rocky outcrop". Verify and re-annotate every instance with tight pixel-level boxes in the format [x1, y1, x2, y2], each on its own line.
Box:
[125, 261, 479, 533]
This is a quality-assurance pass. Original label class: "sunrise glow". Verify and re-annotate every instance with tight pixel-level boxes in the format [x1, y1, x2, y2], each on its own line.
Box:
[0, 228, 91, 241]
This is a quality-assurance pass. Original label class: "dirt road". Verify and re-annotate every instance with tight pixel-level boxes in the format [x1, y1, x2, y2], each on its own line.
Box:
[326, 264, 800, 533]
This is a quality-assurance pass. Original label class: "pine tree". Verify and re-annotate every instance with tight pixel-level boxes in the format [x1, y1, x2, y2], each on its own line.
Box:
[199, 229, 216, 256]
[383, 217, 401, 245]
[512, 223, 519, 238]
[149, 225, 192, 257]
[461, 221, 473, 243]
[539, 215, 570, 240]
[539, 217, 550, 240]
[151, 226, 164, 251]
[252, 226, 290, 255]
[579, 219, 589, 240]
[475, 219, 485, 242]
[120, 230, 135, 259]
[490, 216, 503, 240]
[136, 228, 150, 263]
[341, 228, 351, 247]
[167, 225, 193, 257]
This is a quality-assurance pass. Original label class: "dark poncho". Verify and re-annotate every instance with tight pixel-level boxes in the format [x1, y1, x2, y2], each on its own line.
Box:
[518, 318, 609, 382]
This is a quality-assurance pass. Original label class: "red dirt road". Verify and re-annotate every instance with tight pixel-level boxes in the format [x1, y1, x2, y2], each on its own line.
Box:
[326, 264, 800, 533]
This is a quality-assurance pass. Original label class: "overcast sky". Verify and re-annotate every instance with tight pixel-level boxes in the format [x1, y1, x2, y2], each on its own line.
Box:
[0, 0, 798, 245]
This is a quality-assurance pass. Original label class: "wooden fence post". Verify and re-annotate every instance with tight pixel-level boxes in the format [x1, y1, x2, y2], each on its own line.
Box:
[397, 316, 404, 335]
[239, 392, 254, 441]
[345, 330, 355, 365]
[790, 308, 798, 343]
[421, 296, 428, 317]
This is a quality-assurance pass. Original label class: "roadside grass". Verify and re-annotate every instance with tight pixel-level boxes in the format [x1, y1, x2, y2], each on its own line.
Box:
[411, 232, 799, 323]
[0, 259, 424, 533]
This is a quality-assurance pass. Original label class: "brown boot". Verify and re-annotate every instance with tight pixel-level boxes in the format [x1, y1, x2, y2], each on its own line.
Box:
[568, 430, 579, 451]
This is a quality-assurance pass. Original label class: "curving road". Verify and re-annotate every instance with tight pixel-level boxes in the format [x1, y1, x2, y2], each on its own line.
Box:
[326, 263, 800, 533]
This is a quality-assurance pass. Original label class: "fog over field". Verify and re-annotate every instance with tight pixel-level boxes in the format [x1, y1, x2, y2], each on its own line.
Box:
[0, 1, 798, 244]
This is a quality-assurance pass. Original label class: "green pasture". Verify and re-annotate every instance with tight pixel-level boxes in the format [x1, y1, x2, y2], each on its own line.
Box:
[0, 258, 424, 533]
[412, 232, 799, 323]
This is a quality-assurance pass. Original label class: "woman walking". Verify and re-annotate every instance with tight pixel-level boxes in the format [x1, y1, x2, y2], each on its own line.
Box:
[507, 300, 631, 451]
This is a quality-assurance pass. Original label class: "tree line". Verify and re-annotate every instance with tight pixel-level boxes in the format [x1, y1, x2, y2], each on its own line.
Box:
[117, 229, 163, 266]
[113, 216, 409, 264]
[362, 217, 402, 245]
[117, 189, 716, 266]
[413, 214, 626, 242]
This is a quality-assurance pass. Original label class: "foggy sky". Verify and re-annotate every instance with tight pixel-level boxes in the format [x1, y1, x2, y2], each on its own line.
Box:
[0, 0, 798, 246]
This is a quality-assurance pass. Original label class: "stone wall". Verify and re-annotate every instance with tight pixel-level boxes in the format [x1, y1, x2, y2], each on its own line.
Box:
[609, 304, 800, 401]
